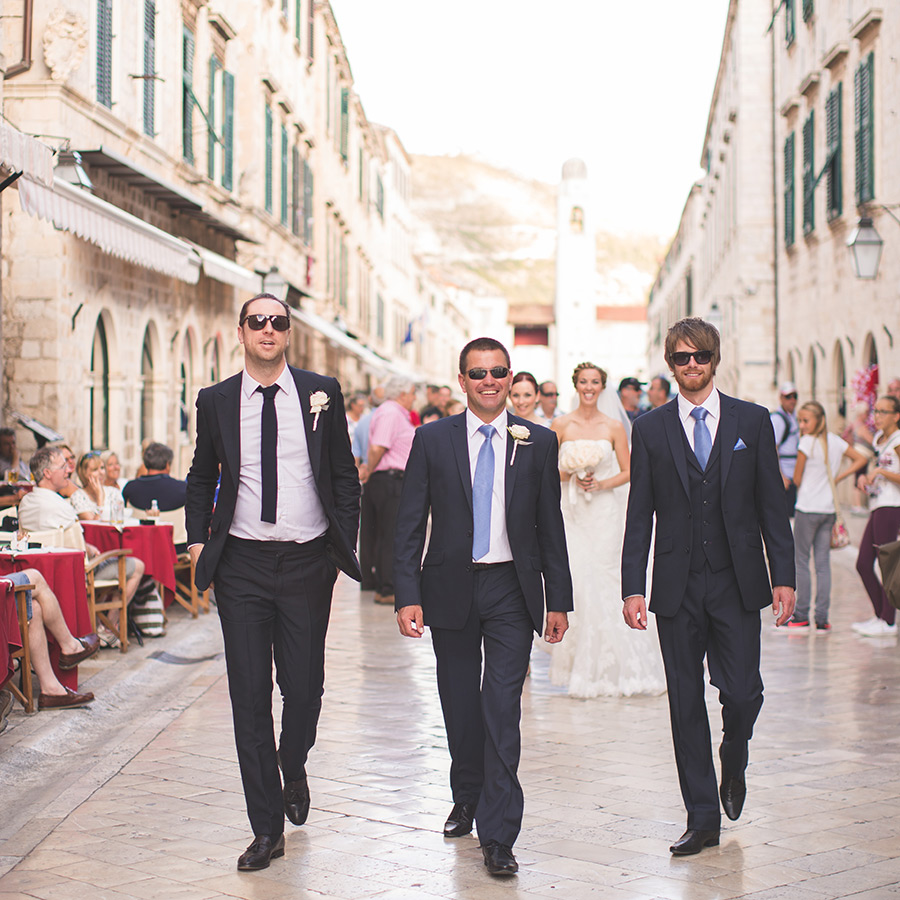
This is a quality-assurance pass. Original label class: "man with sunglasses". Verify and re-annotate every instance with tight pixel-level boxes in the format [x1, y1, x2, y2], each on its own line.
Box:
[394, 337, 572, 877]
[536, 380, 562, 420]
[770, 382, 800, 517]
[185, 294, 361, 872]
[622, 317, 795, 857]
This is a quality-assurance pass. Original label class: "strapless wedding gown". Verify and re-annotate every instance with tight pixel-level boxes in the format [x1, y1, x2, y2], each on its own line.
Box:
[549, 439, 666, 698]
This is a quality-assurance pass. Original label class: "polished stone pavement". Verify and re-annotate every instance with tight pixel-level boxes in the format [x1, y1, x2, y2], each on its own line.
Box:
[1, 525, 900, 899]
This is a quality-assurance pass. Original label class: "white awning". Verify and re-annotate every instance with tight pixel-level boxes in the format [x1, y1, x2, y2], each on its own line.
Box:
[0, 121, 54, 186]
[17, 177, 201, 283]
[187, 242, 261, 294]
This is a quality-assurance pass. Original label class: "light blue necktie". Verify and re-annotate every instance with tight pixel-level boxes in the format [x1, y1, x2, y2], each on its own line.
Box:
[691, 406, 712, 470]
[472, 424, 495, 560]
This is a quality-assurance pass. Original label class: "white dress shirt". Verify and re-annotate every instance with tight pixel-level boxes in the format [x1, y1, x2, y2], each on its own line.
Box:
[229, 366, 328, 542]
[677, 387, 721, 453]
[466, 408, 513, 563]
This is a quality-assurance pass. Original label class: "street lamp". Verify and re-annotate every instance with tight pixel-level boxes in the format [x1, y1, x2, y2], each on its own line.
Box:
[847, 216, 883, 279]
[260, 266, 288, 301]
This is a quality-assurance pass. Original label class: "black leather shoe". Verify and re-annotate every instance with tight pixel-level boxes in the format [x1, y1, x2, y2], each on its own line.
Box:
[284, 772, 310, 826]
[443, 801, 475, 837]
[719, 746, 747, 821]
[481, 840, 518, 875]
[669, 828, 720, 856]
[237, 833, 285, 871]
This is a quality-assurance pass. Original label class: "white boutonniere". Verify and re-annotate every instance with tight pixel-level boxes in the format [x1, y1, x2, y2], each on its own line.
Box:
[309, 390, 330, 431]
[507, 424, 532, 466]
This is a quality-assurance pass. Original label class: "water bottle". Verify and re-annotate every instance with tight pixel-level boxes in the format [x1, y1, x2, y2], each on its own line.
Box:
[149, 499, 160, 519]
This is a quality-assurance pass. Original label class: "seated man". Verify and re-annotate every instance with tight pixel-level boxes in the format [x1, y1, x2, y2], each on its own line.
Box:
[0, 427, 31, 510]
[123, 442, 186, 512]
[4, 569, 98, 709]
[19, 447, 145, 622]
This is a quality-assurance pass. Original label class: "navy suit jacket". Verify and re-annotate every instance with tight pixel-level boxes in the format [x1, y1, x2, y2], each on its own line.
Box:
[621, 392, 795, 616]
[393, 412, 573, 633]
[185, 365, 361, 590]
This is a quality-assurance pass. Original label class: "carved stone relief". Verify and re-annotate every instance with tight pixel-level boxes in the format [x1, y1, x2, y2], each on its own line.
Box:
[42, 7, 89, 83]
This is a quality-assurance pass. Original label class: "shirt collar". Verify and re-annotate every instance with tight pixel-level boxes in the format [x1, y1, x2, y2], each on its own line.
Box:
[241, 365, 294, 399]
[677, 387, 720, 424]
[466, 407, 507, 438]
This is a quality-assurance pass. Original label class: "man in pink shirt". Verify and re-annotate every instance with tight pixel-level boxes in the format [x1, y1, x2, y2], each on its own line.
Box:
[366, 377, 417, 606]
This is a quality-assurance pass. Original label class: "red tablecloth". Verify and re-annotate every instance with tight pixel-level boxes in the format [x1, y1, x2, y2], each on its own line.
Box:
[82, 522, 177, 604]
[1, 580, 20, 688]
[0, 549, 90, 690]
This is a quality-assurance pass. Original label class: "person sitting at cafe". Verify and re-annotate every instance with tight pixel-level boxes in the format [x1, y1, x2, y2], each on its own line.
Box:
[44, 441, 79, 498]
[18, 447, 145, 616]
[0, 427, 31, 482]
[3, 569, 98, 709]
[101, 451, 127, 490]
[122, 442, 186, 512]
[70, 452, 125, 521]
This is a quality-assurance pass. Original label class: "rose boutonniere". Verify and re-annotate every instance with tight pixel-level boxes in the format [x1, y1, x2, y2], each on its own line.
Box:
[507, 424, 532, 466]
[309, 390, 330, 431]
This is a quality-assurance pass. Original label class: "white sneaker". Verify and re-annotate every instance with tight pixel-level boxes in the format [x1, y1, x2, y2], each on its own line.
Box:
[856, 619, 898, 637]
[851, 616, 881, 634]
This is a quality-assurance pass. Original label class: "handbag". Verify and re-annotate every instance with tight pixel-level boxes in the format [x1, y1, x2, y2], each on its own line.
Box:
[822, 436, 851, 549]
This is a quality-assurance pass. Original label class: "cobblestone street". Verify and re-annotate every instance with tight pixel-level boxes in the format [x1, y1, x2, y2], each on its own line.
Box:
[2, 518, 900, 899]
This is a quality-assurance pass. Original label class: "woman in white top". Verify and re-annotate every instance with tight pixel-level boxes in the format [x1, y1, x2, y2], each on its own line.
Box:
[853, 395, 900, 636]
[69, 452, 125, 521]
[789, 402, 867, 631]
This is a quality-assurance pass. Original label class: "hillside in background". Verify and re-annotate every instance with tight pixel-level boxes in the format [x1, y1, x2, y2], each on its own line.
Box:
[411, 154, 666, 309]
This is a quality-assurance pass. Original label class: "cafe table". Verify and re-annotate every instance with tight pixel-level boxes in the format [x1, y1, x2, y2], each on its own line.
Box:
[1, 579, 21, 689]
[81, 521, 178, 606]
[0, 548, 91, 691]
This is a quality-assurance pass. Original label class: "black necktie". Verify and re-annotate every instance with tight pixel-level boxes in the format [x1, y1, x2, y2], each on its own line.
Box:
[257, 384, 279, 523]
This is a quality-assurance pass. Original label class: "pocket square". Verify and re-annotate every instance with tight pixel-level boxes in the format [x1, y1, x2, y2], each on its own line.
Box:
[733, 438, 747, 451]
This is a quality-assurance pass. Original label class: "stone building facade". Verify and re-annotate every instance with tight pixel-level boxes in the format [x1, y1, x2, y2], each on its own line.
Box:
[0, 0, 470, 474]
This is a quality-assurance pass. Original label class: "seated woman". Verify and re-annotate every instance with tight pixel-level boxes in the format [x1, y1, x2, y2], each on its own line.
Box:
[70, 452, 124, 521]
[101, 450, 128, 490]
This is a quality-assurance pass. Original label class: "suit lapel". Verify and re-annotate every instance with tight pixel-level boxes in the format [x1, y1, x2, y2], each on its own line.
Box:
[216, 374, 242, 487]
[718, 393, 739, 489]
[450, 413, 473, 512]
[504, 416, 518, 513]
[292, 367, 321, 482]
[663, 399, 691, 498]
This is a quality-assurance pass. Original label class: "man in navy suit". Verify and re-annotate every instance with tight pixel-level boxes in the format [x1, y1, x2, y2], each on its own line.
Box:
[621, 317, 795, 856]
[394, 337, 573, 876]
[185, 294, 360, 871]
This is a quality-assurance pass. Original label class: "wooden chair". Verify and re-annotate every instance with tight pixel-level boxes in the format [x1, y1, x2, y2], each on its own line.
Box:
[6, 579, 36, 713]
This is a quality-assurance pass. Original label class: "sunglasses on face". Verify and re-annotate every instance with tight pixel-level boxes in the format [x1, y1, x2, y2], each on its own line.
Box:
[782, 393, 798, 400]
[541, 391, 558, 397]
[467, 366, 510, 380]
[241, 314, 291, 332]
[671, 350, 713, 367]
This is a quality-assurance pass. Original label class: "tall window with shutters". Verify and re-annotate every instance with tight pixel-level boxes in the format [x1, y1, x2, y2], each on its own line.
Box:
[308, 0, 315, 59]
[264, 102, 273, 213]
[295, 0, 302, 45]
[375, 174, 384, 221]
[281, 125, 289, 226]
[292, 145, 301, 237]
[208, 57, 220, 178]
[802, 0, 813, 23]
[825, 83, 842, 220]
[182, 26, 195, 163]
[855, 52, 874, 205]
[784, 132, 795, 248]
[222, 71, 234, 191]
[97, 0, 113, 108]
[785, 0, 796, 46]
[303, 158, 314, 245]
[340, 88, 349, 164]
[142, 1, 156, 136]
[802, 111, 814, 235]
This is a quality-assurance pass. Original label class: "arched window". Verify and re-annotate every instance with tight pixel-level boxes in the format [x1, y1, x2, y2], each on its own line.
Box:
[834, 341, 846, 418]
[90, 317, 109, 449]
[209, 338, 220, 384]
[180, 331, 194, 436]
[141, 327, 154, 443]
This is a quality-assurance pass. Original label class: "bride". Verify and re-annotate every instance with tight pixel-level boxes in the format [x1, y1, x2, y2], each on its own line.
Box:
[549, 362, 666, 698]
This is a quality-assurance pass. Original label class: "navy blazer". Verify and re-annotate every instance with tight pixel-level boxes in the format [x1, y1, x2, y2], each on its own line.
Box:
[185, 366, 361, 589]
[621, 393, 795, 616]
[393, 412, 573, 633]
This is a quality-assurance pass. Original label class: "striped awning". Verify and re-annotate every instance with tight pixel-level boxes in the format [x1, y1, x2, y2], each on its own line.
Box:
[0, 120, 54, 186]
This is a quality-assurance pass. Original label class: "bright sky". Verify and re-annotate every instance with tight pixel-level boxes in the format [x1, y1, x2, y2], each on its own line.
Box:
[331, 1, 730, 239]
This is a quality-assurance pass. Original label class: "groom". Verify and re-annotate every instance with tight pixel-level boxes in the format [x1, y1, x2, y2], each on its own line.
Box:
[394, 337, 572, 876]
[621, 317, 795, 856]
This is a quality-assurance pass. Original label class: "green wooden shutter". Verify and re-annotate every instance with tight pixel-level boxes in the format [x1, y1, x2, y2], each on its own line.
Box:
[826, 83, 842, 220]
[281, 125, 289, 225]
[340, 88, 349, 163]
[784, 132, 795, 248]
[376, 174, 384, 220]
[802, 0, 813, 23]
[264, 102, 273, 213]
[207, 57, 220, 178]
[308, 1, 315, 60]
[292, 146, 301, 236]
[97, 0, 113, 108]
[855, 52, 874, 205]
[295, 0, 302, 43]
[143, 1, 156, 135]
[182, 27, 195, 164]
[785, 0, 796, 46]
[339, 237, 347, 308]
[222, 71, 234, 190]
[802, 111, 814, 235]
[303, 158, 314, 245]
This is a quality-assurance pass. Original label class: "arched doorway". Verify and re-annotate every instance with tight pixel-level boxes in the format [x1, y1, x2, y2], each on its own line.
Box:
[90, 317, 109, 449]
[833, 341, 847, 419]
[140, 325, 155, 444]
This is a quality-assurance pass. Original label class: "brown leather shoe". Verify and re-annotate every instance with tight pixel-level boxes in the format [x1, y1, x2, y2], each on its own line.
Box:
[59, 634, 101, 670]
[38, 687, 94, 710]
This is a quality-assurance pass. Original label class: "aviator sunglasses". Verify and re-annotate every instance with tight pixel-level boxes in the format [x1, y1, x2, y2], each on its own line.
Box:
[671, 350, 713, 367]
[241, 313, 291, 332]
[467, 366, 510, 380]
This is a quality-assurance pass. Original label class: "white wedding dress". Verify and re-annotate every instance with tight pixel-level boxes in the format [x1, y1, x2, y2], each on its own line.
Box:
[549, 439, 666, 698]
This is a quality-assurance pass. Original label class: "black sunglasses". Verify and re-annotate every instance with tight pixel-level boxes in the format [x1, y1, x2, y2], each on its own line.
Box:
[467, 366, 510, 380]
[241, 313, 291, 332]
[540, 391, 558, 397]
[671, 350, 713, 367]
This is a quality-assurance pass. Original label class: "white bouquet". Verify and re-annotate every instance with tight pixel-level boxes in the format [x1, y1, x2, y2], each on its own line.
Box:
[559, 440, 605, 503]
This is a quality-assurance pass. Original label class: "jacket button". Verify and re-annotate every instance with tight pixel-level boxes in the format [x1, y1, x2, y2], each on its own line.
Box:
[684, 547, 690, 554]
[465, 565, 472, 572]
[467, 530, 473, 537]
[687, 513, 692, 519]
